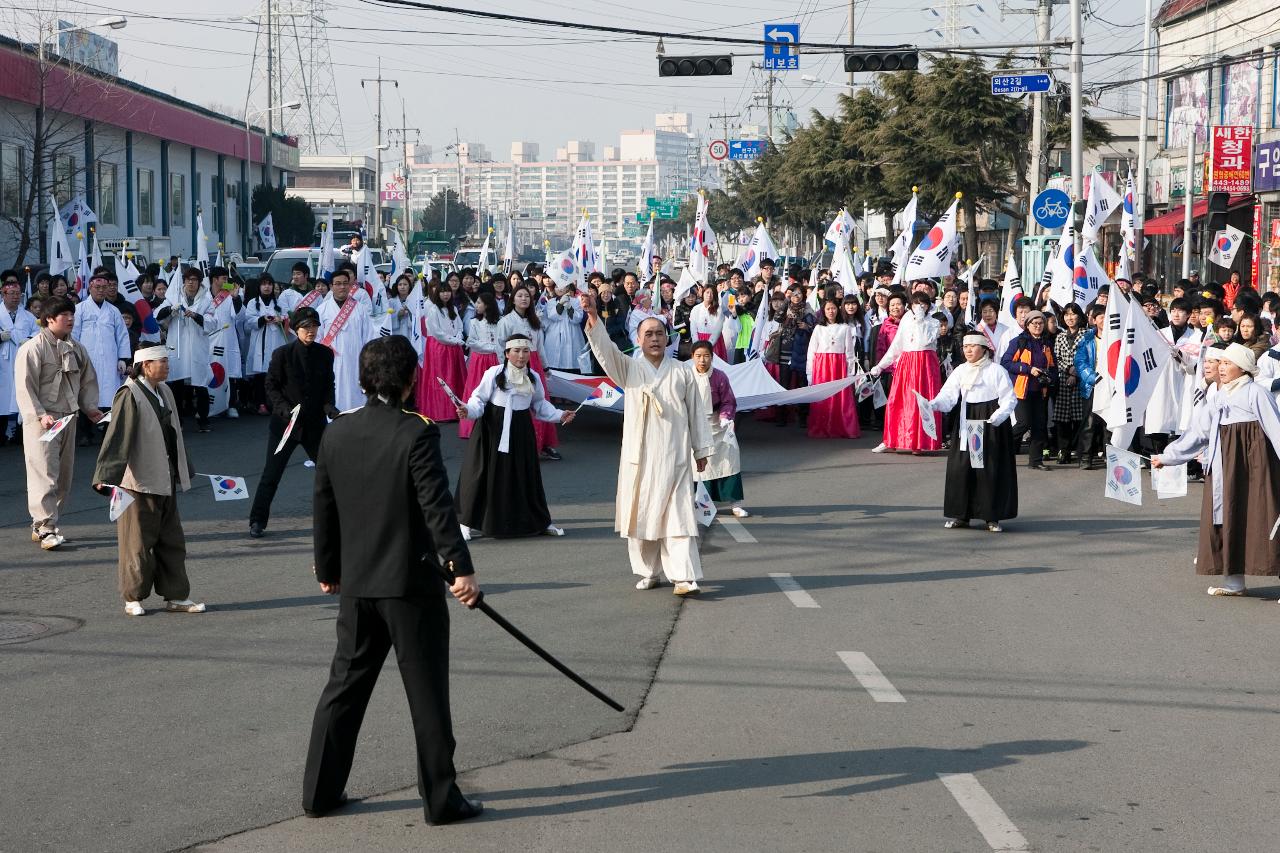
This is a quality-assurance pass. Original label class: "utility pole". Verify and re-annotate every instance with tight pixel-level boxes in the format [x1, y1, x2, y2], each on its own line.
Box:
[361, 59, 398, 245]
[265, 0, 273, 186]
[708, 107, 740, 182]
[1068, 0, 1084, 242]
[767, 70, 775, 143]
[1133, 0, 1154, 274]
[847, 0, 856, 88]
[1006, 0, 1052, 237]
[390, 97, 420, 235]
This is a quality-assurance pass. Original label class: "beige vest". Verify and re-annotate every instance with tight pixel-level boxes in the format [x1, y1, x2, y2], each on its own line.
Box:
[119, 380, 192, 496]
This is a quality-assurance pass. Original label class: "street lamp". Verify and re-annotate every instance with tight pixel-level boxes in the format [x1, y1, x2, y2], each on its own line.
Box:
[244, 99, 302, 182]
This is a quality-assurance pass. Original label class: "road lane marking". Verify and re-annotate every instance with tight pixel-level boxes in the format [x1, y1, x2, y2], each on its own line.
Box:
[768, 572, 820, 608]
[837, 651, 906, 702]
[937, 773, 1030, 852]
[717, 517, 757, 543]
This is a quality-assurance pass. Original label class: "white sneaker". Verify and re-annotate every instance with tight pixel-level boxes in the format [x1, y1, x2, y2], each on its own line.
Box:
[731, 506, 750, 518]
[165, 599, 207, 613]
[460, 524, 472, 542]
[123, 601, 145, 617]
[39, 531, 64, 551]
[635, 577, 660, 590]
[543, 524, 566, 536]
[673, 581, 700, 596]
[871, 442, 888, 453]
[227, 408, 240, 419]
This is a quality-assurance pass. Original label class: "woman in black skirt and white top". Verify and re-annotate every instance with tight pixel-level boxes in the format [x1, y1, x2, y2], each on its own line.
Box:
[454, 334, 576, 540]
[924, 333, 1019, 532]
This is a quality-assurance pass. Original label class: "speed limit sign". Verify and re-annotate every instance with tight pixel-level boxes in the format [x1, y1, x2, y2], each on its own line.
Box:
[709, 139, 729, 161]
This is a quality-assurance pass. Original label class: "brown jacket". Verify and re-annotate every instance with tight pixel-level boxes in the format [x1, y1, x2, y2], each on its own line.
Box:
[93, 379, 192, 496]
[15, 328, 99, 419]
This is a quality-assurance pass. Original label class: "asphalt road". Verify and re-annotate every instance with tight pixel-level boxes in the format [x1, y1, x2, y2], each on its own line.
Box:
[2, 407, 1278, 853]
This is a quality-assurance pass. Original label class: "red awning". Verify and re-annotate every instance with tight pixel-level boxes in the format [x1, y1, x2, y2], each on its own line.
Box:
[1143, 194, 1254, 235]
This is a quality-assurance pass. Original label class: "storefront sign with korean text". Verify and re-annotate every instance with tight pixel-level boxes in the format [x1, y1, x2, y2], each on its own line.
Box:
[1209, 125, 1253, 193]
[1254, 139, 1280, 193]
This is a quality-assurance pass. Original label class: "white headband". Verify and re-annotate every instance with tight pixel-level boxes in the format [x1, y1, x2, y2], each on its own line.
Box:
[133, 345, 168, 364]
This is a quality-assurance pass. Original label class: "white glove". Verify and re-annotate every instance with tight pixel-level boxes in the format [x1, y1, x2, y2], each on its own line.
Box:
[869, 366, 882, 379]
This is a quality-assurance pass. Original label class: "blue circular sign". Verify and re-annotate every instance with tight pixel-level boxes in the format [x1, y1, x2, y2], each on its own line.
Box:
[1032, 189, 1071, 229]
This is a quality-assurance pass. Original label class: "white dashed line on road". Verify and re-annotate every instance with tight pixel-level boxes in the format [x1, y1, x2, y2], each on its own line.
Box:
[937, 773, 1030, 852]
[717, 516, 757, 543]
[837, 651, 906, 702]
[768, 572, 820, 608]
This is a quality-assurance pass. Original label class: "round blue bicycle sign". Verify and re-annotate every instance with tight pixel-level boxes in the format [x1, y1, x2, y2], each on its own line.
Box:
[1032, 188, 1071, 229]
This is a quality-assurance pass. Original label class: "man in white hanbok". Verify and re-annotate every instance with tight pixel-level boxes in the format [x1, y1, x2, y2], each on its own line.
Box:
[318, 269, 375, 411]
[580, 293, 713, 595]
[73, 269, 131, 442]
[0, 276, 40, 443]
[158, 268, 214, 431]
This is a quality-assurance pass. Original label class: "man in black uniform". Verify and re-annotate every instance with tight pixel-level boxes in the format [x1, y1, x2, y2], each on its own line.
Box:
[248, 307, 336, 538]
[302, 335, 483, 826]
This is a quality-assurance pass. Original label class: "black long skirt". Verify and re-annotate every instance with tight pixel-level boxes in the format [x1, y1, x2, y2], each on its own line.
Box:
[455, 403, 552, 537]
[943, 398, 1019, 523]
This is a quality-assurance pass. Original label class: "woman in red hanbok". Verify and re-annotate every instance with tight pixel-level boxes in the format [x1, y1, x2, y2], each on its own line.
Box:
[871, 291, 942, 453]
[805, 300, 861, 438]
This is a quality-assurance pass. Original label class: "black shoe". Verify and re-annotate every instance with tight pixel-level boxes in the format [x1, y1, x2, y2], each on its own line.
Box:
[248, 523, 264, 539]
[304, 791, 349, 818]
[1028, 463, 1051, 471]
[429, 797, 484, 826]
[1078, 461, 1093, 470]
[197, 423, 212, 434]
[540, 447, 562, 461]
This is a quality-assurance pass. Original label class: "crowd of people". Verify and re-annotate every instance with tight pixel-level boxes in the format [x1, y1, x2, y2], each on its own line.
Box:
[5, 238, 1280, 605]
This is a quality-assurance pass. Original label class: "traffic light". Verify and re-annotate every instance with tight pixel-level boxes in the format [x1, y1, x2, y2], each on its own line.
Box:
[844, 50, 919, 73]
[658, 55, 733, 77]
[1206, 192, 1229, 234]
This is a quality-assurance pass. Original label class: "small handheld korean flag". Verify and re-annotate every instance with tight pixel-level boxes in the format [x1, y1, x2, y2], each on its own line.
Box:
[206, 474, 250, 501]
[694, 481, 717, 527]
[108, 486, 135, 522]
[963, 420, 985, 469]
[39, 414, 76, 442]
[1103, 445, 1143, 506]
[914, 391, 938, 441]
[575, 380, 623, 412]
[1207, 225, 1246, 268]
[274, 404, 302, 454]
[257, 213, 277, 250]
[1151, 463, 1187, 499]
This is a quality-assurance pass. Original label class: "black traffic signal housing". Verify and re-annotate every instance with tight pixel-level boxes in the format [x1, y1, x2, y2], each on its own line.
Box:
[844, 50, 919, 73]
[659, 55, 733, 77]
[1206, 192, 1230, 234]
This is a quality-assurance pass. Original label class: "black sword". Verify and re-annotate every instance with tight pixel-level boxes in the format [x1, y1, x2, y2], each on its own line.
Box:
[435, 558, 624, 713]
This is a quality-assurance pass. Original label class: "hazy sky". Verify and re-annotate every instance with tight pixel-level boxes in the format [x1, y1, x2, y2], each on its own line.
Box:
[11, 0, 1148, 159]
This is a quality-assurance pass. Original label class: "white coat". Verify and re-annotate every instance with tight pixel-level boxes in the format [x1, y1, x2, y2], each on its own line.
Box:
[243, 296, 291, 375]
[72, 297, 130, 408]
[539, 295, 586, 370]
[162, 288, 213, 385]
[585, 320, 713, 542]
[495, 311, 543, 354]
[0, 305, 39, 416]
[204, 293, 244, 381]
[318, 293, 375, 411]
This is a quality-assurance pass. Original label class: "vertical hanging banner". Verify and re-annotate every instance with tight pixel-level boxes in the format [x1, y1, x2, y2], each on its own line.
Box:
[1208, 125, 1253, 193]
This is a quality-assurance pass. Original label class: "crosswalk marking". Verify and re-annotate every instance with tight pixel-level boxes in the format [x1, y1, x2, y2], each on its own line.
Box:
[937, 773, 1030, 852]
[768, 572, 820, 608]
[717, 516, 757, 543]
[837, 651, 905, 702]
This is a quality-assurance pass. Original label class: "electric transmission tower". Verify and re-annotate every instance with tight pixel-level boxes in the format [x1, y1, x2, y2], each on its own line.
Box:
[246, 0, 344, 155]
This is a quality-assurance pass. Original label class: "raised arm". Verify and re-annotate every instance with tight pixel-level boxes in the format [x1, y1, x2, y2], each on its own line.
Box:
[580, 292, 641, 388]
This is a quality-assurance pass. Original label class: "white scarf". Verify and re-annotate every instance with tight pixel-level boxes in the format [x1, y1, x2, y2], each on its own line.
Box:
[954, 355, 992, 393]
[504, 362, 533, 396]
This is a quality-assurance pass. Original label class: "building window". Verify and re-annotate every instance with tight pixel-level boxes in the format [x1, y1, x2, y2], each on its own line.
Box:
[0, 143, 24, 218]
[170, 173, 185, 227]
[97, 162, 118, 226]
[53, 154, 75, 201]
[138, 168, 155, 227]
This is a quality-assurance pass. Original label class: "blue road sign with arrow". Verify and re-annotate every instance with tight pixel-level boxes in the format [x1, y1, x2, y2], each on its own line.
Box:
[991, 73, 1052, 95]
[764, 23, 799, 70]
[729, 140, 767, 161]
